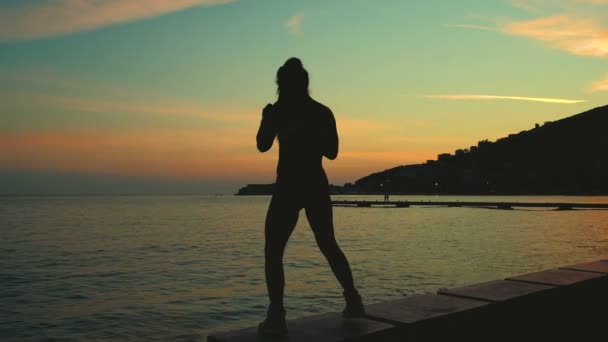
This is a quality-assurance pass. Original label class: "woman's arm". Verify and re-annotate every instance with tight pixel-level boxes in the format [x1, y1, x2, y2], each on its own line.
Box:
[323, 108, 339, 160]
[256, 104, 278, 152]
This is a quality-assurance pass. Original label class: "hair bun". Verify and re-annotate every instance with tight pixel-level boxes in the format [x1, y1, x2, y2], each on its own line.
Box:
[276, 57, 309, 98]
[283, 57, 304, 70]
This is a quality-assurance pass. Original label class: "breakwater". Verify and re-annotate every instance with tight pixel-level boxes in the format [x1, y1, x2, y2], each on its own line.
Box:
[332, 200, 608, 210]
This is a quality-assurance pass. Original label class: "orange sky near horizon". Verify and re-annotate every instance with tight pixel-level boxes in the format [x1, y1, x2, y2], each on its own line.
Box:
[0, 115, 444, 184]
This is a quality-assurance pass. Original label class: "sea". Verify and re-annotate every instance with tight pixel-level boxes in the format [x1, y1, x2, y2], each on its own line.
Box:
[2, 195, 608, 341]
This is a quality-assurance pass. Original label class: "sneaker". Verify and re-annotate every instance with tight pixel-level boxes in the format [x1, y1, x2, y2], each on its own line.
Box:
[342, 291, 365, 318]
[257, 308, 287, 336]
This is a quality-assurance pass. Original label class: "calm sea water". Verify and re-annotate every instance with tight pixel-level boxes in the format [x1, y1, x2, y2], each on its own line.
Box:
[2, 195, 608, 341]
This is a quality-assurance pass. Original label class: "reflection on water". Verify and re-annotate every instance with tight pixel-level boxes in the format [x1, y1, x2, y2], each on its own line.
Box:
[1, 195, 607, 340]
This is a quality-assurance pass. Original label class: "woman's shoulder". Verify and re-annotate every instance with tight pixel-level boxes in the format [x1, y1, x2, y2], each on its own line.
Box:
[308, 98, 333, 115]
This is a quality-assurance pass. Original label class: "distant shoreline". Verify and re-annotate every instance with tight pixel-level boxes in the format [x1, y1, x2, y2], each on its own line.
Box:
[235, 193, 608, 196]
[2, 192, 608, 197]
[234, 184, 608, 196]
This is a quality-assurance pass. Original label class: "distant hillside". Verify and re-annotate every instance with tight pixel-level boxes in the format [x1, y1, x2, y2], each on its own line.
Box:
[355, 105, 608, 195]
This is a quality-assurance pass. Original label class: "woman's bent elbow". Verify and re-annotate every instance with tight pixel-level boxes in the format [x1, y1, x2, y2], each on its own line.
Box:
[256, 133, 272, 152]
[257, 141, 271, 152]
[324, 151, 338, 160]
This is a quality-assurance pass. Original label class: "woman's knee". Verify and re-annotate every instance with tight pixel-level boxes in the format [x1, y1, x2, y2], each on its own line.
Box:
[317, 238, 341, 257]
[265, 242, 286, 261]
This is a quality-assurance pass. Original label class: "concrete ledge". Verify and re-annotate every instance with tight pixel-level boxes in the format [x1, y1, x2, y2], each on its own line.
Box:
[506, 268, 605, 286]
[365, 293, 488, 325]
[208, 260, 608, 341]
[207, 312, 394, 342]
[560, 260, 608, 274]
[437, 279, 554, 303]
[363, 294, 493, 340]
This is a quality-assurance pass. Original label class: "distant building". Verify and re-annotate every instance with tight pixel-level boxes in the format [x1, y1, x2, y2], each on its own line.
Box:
[438, 153, 451, 161]
[394, 167, 417, 177]
[236, 184, 274, 195]
[341, 183, 359, 194]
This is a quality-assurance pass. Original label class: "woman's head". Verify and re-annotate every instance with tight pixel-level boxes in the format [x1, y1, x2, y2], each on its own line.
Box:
[276, 58, 309, 100]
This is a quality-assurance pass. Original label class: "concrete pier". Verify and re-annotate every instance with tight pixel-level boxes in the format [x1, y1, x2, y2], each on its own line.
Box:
[208, 259, 608, 341]
[332, 200, 608, 210]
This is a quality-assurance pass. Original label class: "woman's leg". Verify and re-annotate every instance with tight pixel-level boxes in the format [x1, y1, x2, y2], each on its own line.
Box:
[304, 192, 356, 294]
[264, 194, 299, 312]
[305, 191, 365, 317]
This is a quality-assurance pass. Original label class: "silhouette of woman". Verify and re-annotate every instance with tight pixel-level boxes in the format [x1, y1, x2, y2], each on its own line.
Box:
[256, 58, 364, 336]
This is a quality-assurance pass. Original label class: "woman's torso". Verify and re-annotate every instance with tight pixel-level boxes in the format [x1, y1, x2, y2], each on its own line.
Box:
[274, 98, 329, 189]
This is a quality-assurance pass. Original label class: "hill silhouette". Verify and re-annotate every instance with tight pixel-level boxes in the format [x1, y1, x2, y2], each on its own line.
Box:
[355, 105, 608, 195]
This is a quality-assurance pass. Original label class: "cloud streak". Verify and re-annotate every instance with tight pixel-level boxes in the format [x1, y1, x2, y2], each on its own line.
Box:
[452, 1, 608, 91]
[424, 94, 586, 104]
[446, 24, 498, 31]
[453, 15, 608, 58]
[0, 0, 235, 41]
[589, 74, 608, 91]
[503, 15, 608, 58]
[453, 1, 608, 58]
[285, 14, 304, 34]
[2, 92, 255, 125]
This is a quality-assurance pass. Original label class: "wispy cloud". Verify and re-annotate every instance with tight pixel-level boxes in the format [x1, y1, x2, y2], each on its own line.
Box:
[424, 94, 586, 104]
[509, 0, 608, 12]
[452, 0, 608, 91]
[0, 0, 236, 42]
[1, 91, 256, 127]
[508, 0, 545, 12]
[503, 15, 608, 58]
[446, 24, 498, 31]
[589, 74, 608, 91]
[285, 14, 304, 34]
[452, 1, 608, 58]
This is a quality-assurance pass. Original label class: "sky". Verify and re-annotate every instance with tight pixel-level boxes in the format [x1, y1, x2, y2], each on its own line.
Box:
[1, 0, 607, 194]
